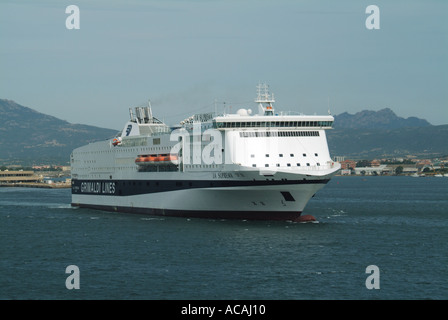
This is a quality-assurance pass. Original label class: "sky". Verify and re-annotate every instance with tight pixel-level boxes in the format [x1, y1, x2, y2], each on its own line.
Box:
[1, 0, 447, 130]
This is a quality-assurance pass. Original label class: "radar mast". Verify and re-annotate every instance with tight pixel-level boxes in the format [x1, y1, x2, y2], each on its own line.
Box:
[255, 83, 275, 116]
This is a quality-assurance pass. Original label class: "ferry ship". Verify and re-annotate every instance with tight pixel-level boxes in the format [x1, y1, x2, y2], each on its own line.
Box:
[71, 84, 340, 221]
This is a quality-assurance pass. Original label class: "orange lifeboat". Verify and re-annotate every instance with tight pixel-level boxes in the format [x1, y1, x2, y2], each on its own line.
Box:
[144, 155, 158, 165]
[155, 154, 166, 162]
[136, 154, 178, 165]
[112, 138, 122, 146]
[154, 154, 179, 164]
[135, 155, 145, 164]
[135, 155, 155, 165]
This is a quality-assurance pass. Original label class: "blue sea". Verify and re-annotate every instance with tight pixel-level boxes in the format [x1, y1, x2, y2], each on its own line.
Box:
[1, 176, 447, 300]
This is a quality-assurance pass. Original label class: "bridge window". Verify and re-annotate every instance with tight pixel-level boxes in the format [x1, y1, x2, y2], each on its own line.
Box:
[216, 121, 332, 129]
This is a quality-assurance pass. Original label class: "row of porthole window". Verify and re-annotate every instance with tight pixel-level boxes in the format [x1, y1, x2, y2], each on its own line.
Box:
[251, 153, 318, 158]
[185, 164, 220, 169]
[253, 163, 321, 168]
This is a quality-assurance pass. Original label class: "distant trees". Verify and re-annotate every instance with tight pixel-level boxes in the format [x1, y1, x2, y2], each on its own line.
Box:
[381, 159, 415, 165]
[356, 160, 371, 167]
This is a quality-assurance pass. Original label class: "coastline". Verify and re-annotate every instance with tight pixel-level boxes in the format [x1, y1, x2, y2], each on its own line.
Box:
[0, 182, 71, 189]
[1, 174, 446, 190]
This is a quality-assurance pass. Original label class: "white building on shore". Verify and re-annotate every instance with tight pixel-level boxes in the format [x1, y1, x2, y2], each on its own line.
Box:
[354, 165, 388, 175]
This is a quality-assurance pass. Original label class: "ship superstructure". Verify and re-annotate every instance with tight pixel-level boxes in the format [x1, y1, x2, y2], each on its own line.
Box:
[71, 84, 340, 220]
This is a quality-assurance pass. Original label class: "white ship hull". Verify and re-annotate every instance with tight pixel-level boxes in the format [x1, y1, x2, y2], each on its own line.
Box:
[70, 85, 341, 221]
[71, 175, 331, 221]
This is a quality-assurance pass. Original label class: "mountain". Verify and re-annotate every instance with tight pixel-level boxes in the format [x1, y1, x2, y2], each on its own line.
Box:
[333, 108, 432, 129]
[328, 108, 448, 159]
[327, 125, 448, 159]
[1, 99, 447, 164]
[0, 99, 118, 165]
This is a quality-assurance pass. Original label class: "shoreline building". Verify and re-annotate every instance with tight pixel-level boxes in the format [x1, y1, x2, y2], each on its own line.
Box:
[339, 159, 356, 175]
[354, 165, 388, 175]
[0, 170, 42, 183]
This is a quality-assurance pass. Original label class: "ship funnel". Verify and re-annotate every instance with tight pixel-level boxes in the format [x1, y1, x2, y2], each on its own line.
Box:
[135, 107, 143, 123]
[129, 108, 136, 122]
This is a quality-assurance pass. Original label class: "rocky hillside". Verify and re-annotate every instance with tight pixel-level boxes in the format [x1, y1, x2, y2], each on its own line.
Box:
[0, 99, 118, 165]
[328, 108, 447, 159]
[333, 108, 431, 129]
[1, 99, 446, 164]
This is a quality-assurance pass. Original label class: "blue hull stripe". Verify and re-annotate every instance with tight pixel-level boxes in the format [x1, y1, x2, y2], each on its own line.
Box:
[71, 178, 330, 196]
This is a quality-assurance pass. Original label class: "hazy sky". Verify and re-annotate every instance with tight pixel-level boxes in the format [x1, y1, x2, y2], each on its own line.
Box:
[1, 0, 447, 129]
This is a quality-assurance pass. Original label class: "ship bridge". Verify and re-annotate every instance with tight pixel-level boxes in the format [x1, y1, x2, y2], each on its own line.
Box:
[212, 83, 334, 130]
[212, 116, 334, 130]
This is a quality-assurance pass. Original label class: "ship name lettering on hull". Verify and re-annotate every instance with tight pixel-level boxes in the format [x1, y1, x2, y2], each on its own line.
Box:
[213, 172, 233, 179]
[80, 182, 116, 194]
[212, 172, 245, 179]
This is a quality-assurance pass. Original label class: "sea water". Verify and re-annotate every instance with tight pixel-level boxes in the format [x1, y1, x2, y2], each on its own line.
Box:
[1, 176, 447, 300]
